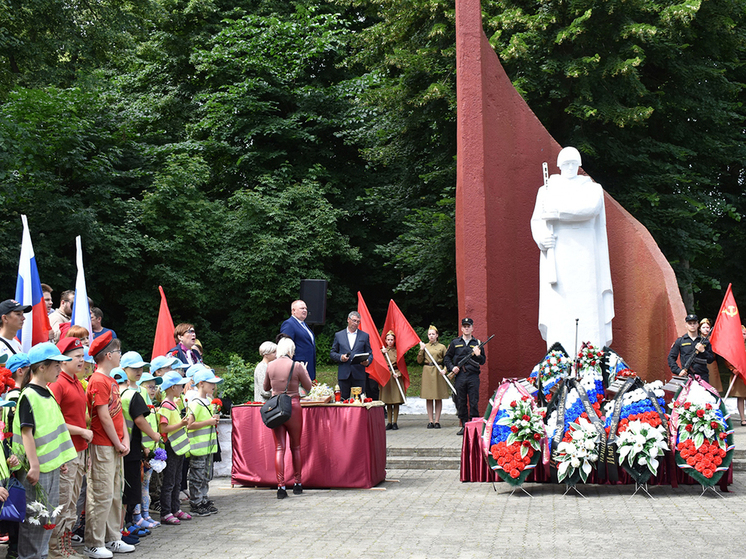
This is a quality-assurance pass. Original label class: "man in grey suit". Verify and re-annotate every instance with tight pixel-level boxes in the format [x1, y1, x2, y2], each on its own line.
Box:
[330, 311, 373, 400]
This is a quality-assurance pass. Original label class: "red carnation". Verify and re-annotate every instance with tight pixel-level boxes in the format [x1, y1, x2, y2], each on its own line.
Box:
[522, 415, 530, 422]
[719, 432, 727, 439]
[533, 433, 541, 441]
[511, 425, 519, 433]
[510, 401, 517, 408]
[705, 403, 712, 410]
[683, 402, 691, 410]
[703, 468, 714, 478]
[510, 468, 520, 478]
[696, 409, 705, 418]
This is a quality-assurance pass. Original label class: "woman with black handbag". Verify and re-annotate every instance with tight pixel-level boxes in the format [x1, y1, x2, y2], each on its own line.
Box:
[263, 337, 312, 499]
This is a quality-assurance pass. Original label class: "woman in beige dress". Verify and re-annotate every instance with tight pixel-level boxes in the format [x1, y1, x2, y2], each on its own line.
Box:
[725, 325, 746, 426]
[417, 326, 449, 429]
[380, 331, 405, 430]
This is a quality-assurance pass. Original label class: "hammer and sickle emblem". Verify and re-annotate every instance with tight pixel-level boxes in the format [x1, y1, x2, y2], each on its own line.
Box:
[721, 305, 739, 318]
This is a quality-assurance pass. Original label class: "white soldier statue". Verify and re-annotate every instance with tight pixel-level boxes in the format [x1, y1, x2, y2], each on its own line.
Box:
[530, 146, 614, 355]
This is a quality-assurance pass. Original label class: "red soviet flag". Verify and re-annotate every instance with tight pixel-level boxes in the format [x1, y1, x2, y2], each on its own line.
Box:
[357, 292, 390, 386]
[381, 300, 420, 391]
[151, 286, 176, 361]
[710, 284, 746, 384]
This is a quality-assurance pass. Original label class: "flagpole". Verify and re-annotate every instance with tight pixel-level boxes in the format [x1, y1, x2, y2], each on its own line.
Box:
[723, 374, 738, 400]
[383, 349, 407, 404]
[422, 345, 457, 396]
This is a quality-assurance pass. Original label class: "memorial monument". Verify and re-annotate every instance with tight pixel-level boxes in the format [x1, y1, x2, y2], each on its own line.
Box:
[454, 0, 686, 414]
[530, 147, 614, 355]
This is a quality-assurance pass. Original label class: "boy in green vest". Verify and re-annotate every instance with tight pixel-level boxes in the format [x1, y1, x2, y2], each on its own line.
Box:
[157, 371, 190, 524]
[186, 366, 222, 517]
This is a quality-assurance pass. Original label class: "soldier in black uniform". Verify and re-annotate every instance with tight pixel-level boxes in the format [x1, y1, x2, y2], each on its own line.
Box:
[444, 318, 486, 435]
[668, 313, 715, 382]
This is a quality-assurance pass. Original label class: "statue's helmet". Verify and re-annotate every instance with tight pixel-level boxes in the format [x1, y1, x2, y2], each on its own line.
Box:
[557, 147, 582, 167]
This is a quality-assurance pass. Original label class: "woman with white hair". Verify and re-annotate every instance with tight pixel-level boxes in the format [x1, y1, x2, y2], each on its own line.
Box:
[263, 337, 312, 499]
[253, 341, 277, 403]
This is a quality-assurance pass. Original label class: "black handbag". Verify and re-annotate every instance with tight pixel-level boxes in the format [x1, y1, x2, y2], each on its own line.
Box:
[260, 362, 295, 428]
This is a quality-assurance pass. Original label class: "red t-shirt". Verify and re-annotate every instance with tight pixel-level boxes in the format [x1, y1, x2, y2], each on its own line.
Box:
[86, 371, 124, 446]
[49, 370, 89, 452]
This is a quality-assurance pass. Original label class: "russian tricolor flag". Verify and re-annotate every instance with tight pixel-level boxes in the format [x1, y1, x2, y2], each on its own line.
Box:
[71, 236, 93, 337]
[15, 215, 51, 351]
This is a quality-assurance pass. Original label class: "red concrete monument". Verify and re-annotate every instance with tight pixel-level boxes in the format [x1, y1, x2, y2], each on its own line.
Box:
[454, 0, 686, 412]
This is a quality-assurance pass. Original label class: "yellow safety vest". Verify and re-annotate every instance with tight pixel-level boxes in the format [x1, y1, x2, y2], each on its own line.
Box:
[187, 400, 217, 456]
[139, 387, 159, 452]
[12, 386, 76, 473]
[159, 403, 190, 456]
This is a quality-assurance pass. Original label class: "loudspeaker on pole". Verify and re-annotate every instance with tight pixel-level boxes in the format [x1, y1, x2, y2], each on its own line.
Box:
[299, 279, 327, 325]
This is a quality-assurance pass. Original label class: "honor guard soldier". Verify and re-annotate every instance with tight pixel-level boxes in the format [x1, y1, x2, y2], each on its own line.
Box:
[668, 313, 715, 383]
[445, 318, 486, 435]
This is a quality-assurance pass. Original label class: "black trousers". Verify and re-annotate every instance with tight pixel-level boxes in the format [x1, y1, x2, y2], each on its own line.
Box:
[455, 372, 480, 424]
[338, 376, 365, 399]
[160, 443, 185, 517]
[365, 374, 380, 401]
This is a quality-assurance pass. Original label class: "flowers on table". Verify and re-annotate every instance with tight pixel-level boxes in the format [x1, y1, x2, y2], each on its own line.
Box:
[671, 378, 734, 486]
[529, 350, 571, 403]
[482, 381, 546, 486]
[305, 383, 334, 401]
[555, 417, 600, 484]
[149, 447, 168, 473]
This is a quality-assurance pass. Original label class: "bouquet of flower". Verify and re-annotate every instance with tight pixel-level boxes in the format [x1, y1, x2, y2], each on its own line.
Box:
[482, 381, 546, 487]
[28, 483, 63, 530]
[0, 366, 15, 395]
[305, 383, 334, 401]
[211, 398, 222, 413]
[603, 379, 668, 483]
[671, 379, 734, 486]
[555, 417, 600, 484]
[148, 447, 168, 473]
[577, 342, 604, 373]
[529, 350, 571, 403]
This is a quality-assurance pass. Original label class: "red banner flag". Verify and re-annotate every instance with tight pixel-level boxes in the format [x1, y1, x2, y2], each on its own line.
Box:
[357, 292, 390, 386]
[151, 286, 176, 361]
[382, 300, 420, 391]
[710, 283, 746, 384]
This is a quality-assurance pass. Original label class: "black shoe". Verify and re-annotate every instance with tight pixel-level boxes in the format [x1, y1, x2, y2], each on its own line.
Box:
[457, 427, 464, 436]
[427, 422, 434, 429]
[434, 423, 441, 429]
[150, 500, 161, 513]
[392, 423, 398, 430]
[207, 504, 218, 514]
[192, 505, 211, 517]
[386, 423, 393, 430]
[277, 488, 288, 499]
[293, 483, 303, 495]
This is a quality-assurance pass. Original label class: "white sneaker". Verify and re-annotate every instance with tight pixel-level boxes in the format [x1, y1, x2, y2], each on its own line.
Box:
[84, 547, 114, 559]
[105, 541, 135, 554]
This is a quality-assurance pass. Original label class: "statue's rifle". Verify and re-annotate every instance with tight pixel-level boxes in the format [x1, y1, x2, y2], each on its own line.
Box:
[542, 162, 558, 284]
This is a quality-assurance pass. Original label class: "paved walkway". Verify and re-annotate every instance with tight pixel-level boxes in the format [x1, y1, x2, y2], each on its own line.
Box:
[130, 415, 746, 559]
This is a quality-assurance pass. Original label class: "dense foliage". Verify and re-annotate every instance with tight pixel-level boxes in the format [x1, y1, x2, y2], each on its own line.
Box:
[1, 0, 744, 361]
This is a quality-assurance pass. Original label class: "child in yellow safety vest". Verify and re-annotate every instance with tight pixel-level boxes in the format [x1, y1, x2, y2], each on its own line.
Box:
[186, 366, 222, 517]
[134, 372, 163, 528]
[11, 343, 76, 559]
[157, 371, 191, 524]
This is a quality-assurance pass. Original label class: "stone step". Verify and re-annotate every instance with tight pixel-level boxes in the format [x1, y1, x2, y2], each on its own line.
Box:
[387, 447, 461, 458]
[386, 456, 461, 470]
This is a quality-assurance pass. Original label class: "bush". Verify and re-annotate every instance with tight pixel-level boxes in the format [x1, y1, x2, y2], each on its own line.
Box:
[219, 353, 256, 406]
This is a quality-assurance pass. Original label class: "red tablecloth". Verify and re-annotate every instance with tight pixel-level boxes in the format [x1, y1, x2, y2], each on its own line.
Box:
[460, 419, 732, 490]
[231, 404, 386, 489]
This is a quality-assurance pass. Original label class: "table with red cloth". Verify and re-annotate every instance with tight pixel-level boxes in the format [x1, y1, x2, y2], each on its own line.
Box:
[231, 404, 386, 489]
[460, 419, 733, 490]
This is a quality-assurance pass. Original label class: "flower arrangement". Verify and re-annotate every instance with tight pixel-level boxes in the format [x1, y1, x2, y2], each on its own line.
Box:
[555, 417, 600, 484]
[27, 483, 63, 530]
[671, 379, 734, 486]
[529, 350, 571, 403]
[577, 342, 604, 372]
[211, 398, 222, 413]
[148, 447, 168, 473]
[545, 372, 605, 444]
[305, 383, 334, 401]
[616, 420, 668, 480]
[482, 381, 546, 487]
[603, 380, 668, 483]
[0, 367, 15, 395]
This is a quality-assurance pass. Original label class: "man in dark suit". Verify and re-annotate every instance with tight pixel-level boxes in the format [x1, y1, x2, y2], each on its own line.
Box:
[280, 300, 317, 380]
[330, 311, 373, 399]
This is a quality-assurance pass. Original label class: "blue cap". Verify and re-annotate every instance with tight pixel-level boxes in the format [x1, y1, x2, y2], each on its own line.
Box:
[120, 351, 150, 370]
[6, 353, 30, 373]
[83, 348, 95, 365]
[185, 363, 208, 379]
[0, 397, 15, 409]
[28, 342, 72, 365]
[160, 371, 189, 391]
[150, 355, 182, 374]
[193, 368, 223, 385]
[137, 372, 163, 386]
[110, 367, 128, 384]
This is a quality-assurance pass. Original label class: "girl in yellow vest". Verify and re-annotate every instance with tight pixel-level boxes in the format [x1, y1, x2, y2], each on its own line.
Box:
[133, 372, 163, 529]
[11, 342, 76, 559]
[157, 371, 191, 524]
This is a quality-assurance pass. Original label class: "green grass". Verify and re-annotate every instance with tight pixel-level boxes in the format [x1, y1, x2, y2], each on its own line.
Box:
[315, 364, 424, 398]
